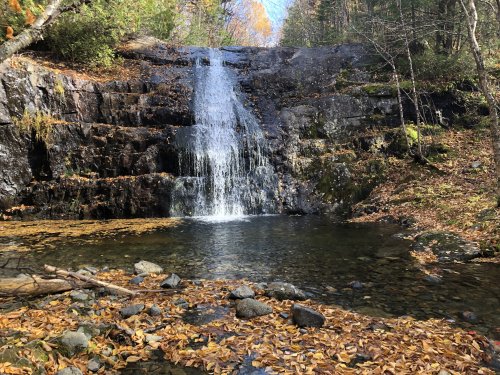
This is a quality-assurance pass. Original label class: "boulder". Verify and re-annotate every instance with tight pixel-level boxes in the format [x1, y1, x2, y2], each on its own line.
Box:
[134, 261, 163, 275]
[236, 298, 272, 319]
[160, 273, 181, 288]
[264, 282, 306, 301]
[148, 304, 162, 317]
[87, 358, 101, 373]
[229, 285, 255, 300]
[129, 276, 144, 285]
[120, 304, 145, 318]
[59, 331, 89, 355]
[413, 232, 481, 262]
[70, 290, 89, 302]
[291, 304, 325, 328]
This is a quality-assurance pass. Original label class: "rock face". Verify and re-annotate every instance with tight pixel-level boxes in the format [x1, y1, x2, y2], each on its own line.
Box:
[0, 40, 480, 218]
[235, 298, 273, 318]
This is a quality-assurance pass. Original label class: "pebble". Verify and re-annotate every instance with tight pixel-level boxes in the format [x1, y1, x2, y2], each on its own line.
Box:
[148, 304, 162, 317]
[87, 358, 101, 373]
[160, 273, 181, 288]
[120, 304, 145, 318]
[129, 276, 144, 285]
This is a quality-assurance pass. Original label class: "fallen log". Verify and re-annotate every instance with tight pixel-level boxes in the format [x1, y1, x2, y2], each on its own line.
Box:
[0, 274, 90, 296]
[44, 264, 137, 296]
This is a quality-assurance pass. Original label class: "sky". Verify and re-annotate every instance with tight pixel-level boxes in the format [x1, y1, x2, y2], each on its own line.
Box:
[259, 0, 292, 43]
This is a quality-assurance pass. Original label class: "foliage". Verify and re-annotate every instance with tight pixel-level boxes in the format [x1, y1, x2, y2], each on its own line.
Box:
[13, 109, 56, 144]
[0, 0, 45, 42]
[227, 0, 273, 46]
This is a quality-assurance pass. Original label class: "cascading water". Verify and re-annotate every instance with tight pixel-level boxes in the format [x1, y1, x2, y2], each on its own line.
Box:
[171, 49, 277, 219]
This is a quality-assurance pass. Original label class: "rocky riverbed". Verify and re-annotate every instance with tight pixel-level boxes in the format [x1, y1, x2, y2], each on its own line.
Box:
[0, 264, 498, 374]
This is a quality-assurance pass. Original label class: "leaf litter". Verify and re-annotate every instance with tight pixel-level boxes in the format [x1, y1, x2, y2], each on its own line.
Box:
[0, 270, 495, 374]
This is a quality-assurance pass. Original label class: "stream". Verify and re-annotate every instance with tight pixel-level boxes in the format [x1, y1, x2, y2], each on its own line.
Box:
[25, 215, 500, 340]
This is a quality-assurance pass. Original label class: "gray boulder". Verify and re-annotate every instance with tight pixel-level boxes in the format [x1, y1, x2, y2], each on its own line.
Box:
[265, 282, 306, 301]
[236, 298, 272, 319]
[70, 290, 89, 302]
[60, 331, 89, 355]
[87, 358, 101, 373]
[56, 367, 83, 375]
[120, 304, 145, 318]
[229, 285, 255, 300]
[129, 276, 144, 285]
[134, 260, 163, 275]
[160, 273, 181, 288]
[291, 304, 325, 328]
[148, 304, 162, 317]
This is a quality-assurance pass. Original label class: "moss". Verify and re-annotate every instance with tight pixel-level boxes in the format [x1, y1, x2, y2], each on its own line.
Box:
[54, 78, 65, 98]
[13, 110, 57, 144]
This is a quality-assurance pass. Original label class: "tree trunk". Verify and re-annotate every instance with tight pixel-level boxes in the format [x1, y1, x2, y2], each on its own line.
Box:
[460, 0, 500, 206]
[0, 275, 91, 296]
[397, 0, 423, 157]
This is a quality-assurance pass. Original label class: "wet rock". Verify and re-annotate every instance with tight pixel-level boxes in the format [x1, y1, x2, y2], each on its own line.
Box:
[236, 299, 273, 319]
[56, 367, 83, 375]
[59, 331, 89, 355]
[134, 261, 163, 275]
[148, 304, 162, 317]
[70, 290, 89, 302]
[120, 304, 145, 318]
[291, 304, 325, 328]
[84, 266, 99, 274]
[229, 285, 255, 300]
[423, 274, 443, 285]
[349, 281, 364, 289]
[87, 358, 101, 373]
[129, 276, 144, 285]
[160, 273, 181, 288]
[413, 232, 481, 262]
[460, 311, 478, 323]
[173, 298, 189, 309]
[264, 282, 306, 301]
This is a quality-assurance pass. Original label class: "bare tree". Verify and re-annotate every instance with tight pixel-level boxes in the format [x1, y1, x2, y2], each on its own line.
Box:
[459, 0, 500, 206]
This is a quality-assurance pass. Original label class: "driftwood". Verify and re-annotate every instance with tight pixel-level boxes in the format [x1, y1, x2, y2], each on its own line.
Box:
[0, 274, 91, 296]
[44, 265, 137, 296]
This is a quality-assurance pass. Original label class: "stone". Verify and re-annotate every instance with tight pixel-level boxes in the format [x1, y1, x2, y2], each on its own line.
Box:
[148, 304, 162, 316]
[460, 311, 478, 323]
[77, 324, 100, 339]
[134, 260, 163, 275]
[438, 370, 451, 375]
[173, 298, 189, 309]
[145, 334, 163, 344]
[424, 274, 442, 285]
[87, 358, 101, 373]
[349, 281, 364, 289]
[56, 367, 83, 375]
[160, 273, 181, 288]
[291, 304, 325, 328]
[129, 276, 144, 285]
[264, 282, 306, 301]
[70, 290, 89, 302]
[120, 304, 145, 318]
[235, 298, 273, 319]
[60, 331, 89, 355]
[279, 312, 289, 319]
[471, 161, 482, 169]
[229, 285, 255, 300]
[413, 232, 481, 262]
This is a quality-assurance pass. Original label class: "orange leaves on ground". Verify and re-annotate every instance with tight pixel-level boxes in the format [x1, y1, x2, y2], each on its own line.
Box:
[0, 271, 495, 374]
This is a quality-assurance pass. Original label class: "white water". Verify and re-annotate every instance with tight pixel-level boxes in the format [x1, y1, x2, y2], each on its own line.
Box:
[171, 49, 277, 219]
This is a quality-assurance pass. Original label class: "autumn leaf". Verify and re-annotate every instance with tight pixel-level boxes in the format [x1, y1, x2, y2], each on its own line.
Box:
[9, 0, 22, 13]
[5, 26, 14, 39]
[25, 9, 36, 25]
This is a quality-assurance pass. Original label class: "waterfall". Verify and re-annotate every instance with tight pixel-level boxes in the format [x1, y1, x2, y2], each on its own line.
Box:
[171, 49, 277, 219]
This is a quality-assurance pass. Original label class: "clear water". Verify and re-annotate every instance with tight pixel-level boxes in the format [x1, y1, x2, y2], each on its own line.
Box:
[28, 216, 500, 339]
[171, 49, 277, 218]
